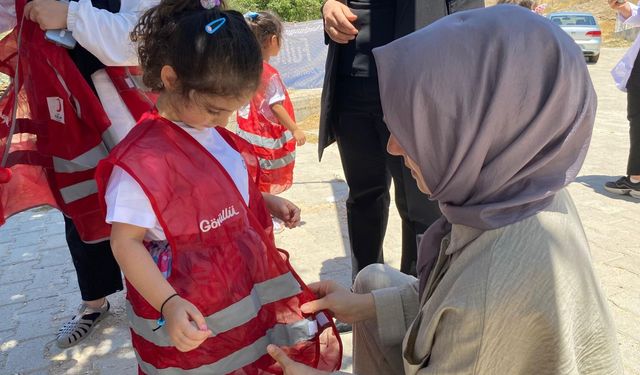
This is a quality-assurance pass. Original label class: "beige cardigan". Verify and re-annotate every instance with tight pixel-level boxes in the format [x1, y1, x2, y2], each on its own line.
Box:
[362, 189, 622, 374]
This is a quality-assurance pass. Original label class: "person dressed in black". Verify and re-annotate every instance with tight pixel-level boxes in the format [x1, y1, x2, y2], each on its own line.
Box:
[24, 0, 155, 347]
[318, 0, 483, 280]
[606, 0, 640, 198]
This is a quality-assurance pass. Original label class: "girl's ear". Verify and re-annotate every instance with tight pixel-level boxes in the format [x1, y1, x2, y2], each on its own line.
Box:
[160, 65, 179, 91]
[271, 34, 279, 48]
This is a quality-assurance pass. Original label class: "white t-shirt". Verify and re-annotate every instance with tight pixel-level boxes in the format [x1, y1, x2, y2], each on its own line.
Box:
[105, 123, 250, 241]
[237, 74, 286, 123]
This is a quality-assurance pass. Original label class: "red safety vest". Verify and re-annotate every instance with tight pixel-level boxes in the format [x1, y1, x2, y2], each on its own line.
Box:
[237, 62, 296, 195]
[95, 112, 342, 374]
[0, 2, 155, 242]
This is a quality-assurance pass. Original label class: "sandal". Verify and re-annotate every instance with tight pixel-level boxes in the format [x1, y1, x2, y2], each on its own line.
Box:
[56, 300, 110, 348]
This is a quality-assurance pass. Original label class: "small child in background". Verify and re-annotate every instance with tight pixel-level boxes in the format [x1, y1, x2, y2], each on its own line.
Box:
[237, 11, 304, 209]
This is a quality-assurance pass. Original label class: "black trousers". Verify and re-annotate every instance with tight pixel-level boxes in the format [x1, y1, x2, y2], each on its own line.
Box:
[64, 216, 123, 301]
[627, 90, 640, 176]
[333, 77, 441, 278]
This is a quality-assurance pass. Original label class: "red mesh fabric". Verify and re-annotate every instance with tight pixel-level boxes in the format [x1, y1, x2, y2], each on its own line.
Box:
[96, 113, 342, 374]
[237, 62, 296, 195]
[0, 3, 156, 241]
[0, 4, 59, 226]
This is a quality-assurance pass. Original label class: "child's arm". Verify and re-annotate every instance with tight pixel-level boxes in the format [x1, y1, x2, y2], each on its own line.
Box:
[110, 222, 212, 351]
[262, 193, 301, 228]
[271, 103, 307, 146]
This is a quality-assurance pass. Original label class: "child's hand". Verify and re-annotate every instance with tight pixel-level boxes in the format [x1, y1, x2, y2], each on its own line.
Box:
[263, 194, 301, 228]
[293, 129, 307, 146]
[163, 296, 212, 352]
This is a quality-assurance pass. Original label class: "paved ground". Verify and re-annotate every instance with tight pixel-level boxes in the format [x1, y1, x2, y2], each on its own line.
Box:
[1, 48, 639, 374]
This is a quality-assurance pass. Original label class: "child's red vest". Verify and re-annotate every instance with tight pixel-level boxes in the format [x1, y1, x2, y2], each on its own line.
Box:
[237, 62, 296, 195]
[0, 2, 155, 242]
[95, 112, 342, 374]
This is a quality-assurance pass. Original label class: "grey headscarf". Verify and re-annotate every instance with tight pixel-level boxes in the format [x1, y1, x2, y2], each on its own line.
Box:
[372, 5, 596, 295]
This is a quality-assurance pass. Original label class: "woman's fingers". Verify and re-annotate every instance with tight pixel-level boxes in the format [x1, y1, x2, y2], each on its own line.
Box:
[267, 344, 295, 369]
[300, 297, 330, 314]
[306, 280, 339, 297]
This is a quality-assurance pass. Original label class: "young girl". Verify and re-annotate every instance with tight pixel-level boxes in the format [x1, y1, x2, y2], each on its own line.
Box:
[237, 11, 304, 197]
[95, 2, 341, 373]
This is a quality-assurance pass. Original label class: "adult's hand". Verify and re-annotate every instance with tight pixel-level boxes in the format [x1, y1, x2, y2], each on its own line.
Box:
[322, 0, 358, 44]
[267, 345, 331, 375]
[609, 0, 632, 19]
[302, 280, 375, 324]
[24, 0, 69, 30]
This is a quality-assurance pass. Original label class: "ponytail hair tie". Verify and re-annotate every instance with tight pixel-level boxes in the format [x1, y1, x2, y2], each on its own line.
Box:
[201, 0, 220, 9]
[244, 11, 259, 21]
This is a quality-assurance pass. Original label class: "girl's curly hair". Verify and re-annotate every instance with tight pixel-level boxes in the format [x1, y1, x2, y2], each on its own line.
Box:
[131, 0, 262, 99]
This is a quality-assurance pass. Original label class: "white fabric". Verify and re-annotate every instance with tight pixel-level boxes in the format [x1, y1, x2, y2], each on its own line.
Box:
[612, 2, 640, 91]
[92, 70, 137, 145]
[68, 0, 157, 144]
[67, 0, 158, 66]
[0, 0, 15, 34]
[105, 124, 250, 241]
[237, 74, 286, 123]
[338, 191, 622, 375]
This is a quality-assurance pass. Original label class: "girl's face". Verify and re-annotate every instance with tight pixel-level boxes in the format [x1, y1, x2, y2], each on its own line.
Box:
[387, 134, 431, 195]
[160, 65, 251, 129]
[176, 92, 250, 130]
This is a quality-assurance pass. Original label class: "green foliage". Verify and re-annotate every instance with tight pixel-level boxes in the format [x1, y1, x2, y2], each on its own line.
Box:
[227, 0, 323, 22]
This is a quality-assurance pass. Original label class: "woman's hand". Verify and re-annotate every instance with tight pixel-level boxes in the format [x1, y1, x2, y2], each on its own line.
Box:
[263, 194, 301, 228]
[268, 345, 331, 375]
[302, 280, 375, 324]
[163, 296, 213, 352]
[24, 0, 69, 30]
[322, 0, 358, 44]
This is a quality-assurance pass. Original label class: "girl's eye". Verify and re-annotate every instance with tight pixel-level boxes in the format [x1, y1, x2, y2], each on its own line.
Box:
[207, 109, 221, 116]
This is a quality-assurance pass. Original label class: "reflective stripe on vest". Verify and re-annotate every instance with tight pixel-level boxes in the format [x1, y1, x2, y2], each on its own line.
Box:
[236, 128, 293, 150]
[128, 272, 303, 347]
[52, 143, 109, 173]
[59, 180, 98, 204]
[135, 334, 279, 374]
[102, 127, 119, 151]
[258, 152, 295, 171]
[134, 311, 333, 375]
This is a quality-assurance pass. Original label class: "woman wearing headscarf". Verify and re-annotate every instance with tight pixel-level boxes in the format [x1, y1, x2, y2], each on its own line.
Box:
[266, 5, 622, 375]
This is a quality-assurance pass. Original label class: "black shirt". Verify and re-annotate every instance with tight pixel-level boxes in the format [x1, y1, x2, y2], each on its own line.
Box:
[337, 0, 397, 77]
[627, 52, 640, 93]
[67, 0, 121, 92]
